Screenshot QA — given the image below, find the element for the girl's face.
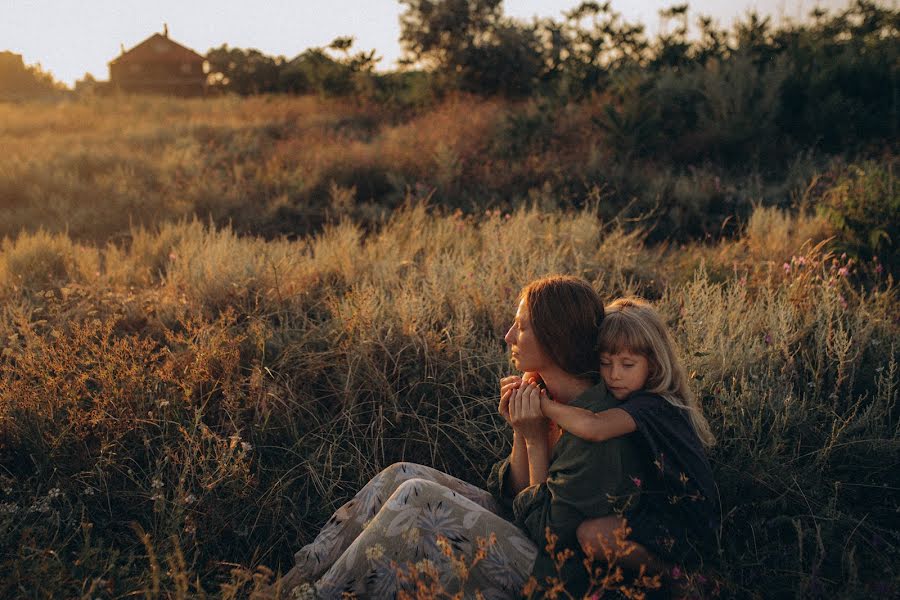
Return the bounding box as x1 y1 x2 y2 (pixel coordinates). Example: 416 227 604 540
599 350 650 400
504 300 552 373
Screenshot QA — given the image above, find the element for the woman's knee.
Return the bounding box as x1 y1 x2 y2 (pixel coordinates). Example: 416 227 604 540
380 461 417 479
386 477 446 509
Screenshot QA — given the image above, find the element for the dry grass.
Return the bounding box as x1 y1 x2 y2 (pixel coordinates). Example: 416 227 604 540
0 196 897 598
0 93 896 598
1 94 834 246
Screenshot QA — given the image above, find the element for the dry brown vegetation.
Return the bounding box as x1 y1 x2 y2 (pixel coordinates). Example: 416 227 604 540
0 95 897 598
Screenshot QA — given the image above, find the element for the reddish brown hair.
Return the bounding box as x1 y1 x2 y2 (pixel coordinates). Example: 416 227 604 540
519 275 604 379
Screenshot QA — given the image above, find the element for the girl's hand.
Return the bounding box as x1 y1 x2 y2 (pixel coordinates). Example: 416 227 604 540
499 375 522 425
509 382 548 444
538 387 554 417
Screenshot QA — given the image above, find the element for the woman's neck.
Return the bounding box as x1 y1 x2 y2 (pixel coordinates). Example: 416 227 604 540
538 366 592 405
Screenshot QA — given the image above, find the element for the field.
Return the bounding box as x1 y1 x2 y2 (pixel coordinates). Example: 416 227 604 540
0 95 897 599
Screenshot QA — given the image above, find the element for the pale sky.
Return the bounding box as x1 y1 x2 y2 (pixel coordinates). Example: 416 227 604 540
3 0 856 86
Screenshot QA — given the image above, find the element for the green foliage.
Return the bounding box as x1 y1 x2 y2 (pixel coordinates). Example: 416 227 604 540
819 160 898 274
399 0 544 96
206 45 285 95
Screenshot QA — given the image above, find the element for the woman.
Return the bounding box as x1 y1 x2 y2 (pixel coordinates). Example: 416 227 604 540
273 276 645 599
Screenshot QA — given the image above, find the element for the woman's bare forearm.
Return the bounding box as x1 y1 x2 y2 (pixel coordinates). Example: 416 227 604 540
525 436 549 485
507 431 531 494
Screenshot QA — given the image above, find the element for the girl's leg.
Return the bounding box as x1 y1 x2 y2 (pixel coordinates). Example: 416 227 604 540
288 462 501 584
315 477 538 600
577 515 670 574
577 515 692 596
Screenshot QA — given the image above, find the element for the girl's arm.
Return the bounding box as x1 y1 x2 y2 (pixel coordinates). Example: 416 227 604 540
540 393 636 442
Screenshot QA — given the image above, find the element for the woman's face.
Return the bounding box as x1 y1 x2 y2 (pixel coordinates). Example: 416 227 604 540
504 299 552 373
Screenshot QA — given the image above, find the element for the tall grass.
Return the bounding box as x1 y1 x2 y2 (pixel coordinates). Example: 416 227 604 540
0 199 896 598
3 94 871 246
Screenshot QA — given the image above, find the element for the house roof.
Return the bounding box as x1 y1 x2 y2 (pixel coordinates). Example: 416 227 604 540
110 33 205 65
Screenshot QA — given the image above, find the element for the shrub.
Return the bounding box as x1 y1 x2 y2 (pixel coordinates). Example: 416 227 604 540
819 160 898 275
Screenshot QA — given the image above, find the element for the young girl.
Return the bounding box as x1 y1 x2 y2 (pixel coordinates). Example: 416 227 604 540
501 297 718 576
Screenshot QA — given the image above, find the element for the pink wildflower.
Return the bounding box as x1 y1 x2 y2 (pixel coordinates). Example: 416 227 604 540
630 476 642 488
783 262 791 274
671 566 683 580
765 333 772 345
838 267 849 277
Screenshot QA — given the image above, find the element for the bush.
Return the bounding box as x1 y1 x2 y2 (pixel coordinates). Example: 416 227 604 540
819 160 898 275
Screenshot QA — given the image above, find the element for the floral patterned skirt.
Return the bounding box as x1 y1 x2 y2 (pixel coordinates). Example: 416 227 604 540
291 462 539 599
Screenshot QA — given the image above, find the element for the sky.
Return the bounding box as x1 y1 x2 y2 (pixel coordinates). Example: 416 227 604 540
2 0 856 87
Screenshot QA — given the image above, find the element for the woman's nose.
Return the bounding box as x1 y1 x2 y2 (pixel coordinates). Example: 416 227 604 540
504 326 516 345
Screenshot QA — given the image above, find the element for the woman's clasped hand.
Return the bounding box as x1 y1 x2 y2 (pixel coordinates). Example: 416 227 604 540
499 374 548 443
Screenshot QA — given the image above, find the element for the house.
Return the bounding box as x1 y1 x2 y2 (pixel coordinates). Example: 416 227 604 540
109 25 207 96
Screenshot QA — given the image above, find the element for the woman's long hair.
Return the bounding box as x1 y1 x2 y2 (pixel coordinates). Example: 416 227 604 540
520 275 604 381
598 297 716 447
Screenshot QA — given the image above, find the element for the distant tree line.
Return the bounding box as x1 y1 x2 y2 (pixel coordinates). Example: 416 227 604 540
203 1 897 160
206 37 387 98
0 51 65 98
393 0 898 158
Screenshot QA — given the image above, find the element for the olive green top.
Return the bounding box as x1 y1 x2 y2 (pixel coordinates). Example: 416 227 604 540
486 382 646 596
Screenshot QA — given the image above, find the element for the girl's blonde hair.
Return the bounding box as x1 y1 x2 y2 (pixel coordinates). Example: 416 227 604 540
598 297 716 448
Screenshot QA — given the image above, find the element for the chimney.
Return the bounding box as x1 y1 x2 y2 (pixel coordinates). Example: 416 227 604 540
163 23 169 38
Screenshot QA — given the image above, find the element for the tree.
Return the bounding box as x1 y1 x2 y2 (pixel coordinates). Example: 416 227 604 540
0 51 64 96
398 0 543 96
206 45 284 95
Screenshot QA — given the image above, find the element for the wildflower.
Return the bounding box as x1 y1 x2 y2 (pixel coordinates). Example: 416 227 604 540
83 487 96 496
875 263 884 274
151 479 164 489
183 494 196 504
838 267 849 277
764 333 772 345
782 262 791 274
671 566 682 580
241 441 252 452
630 476 642 488
795 255 807 266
